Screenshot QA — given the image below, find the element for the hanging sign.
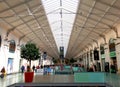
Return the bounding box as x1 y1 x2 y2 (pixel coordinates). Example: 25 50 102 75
59 46 64 59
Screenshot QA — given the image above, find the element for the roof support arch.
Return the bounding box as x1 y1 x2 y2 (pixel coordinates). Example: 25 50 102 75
17 35 26 46
4 27 16 41
108 26 120 38
99 34 107 45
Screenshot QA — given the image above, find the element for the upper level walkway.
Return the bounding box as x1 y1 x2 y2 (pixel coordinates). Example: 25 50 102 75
0 72 120 87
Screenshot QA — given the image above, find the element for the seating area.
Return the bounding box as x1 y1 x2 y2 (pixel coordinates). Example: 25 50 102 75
35 65 82 75
54 65 85 75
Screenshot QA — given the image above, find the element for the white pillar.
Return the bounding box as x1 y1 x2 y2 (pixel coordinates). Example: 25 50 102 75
92 50 95 63
88 52 91 67
104 43 110 72
83 54 86 68
90 50 93 63
97 47 102 71
104 44 110 63
77 58 79 62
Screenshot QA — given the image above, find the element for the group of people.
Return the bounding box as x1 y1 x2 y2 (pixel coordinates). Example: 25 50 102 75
21 64 53 75
20 65 40 73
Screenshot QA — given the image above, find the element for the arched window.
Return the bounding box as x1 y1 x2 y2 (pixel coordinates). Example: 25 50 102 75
109 38 117 73
94 48 99 60
9 40 16 53
100 44 104 54
0 35 1 47
109 38 115 52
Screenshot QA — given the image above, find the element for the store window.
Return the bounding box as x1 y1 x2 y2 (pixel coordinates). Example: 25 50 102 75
7 58 14 74
109 38 115 52
109 38 117 73
94 48 99 60
100 44 105 58
9 40 16 53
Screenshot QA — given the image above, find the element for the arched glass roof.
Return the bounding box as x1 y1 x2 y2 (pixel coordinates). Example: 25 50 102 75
0 0 120 59
42 0 79 56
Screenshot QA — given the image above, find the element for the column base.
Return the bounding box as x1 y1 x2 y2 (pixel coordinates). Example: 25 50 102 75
117 68 120 74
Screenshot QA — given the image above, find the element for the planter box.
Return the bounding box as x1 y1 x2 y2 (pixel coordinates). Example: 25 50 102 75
24 72 34 82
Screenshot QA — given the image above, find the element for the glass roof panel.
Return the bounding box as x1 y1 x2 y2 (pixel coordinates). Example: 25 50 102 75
42 0 79 57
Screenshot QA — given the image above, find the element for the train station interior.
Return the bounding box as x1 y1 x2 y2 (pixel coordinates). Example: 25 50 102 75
0 0 120 87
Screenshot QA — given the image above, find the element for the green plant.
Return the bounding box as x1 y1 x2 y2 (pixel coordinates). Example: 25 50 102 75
20 42 40 67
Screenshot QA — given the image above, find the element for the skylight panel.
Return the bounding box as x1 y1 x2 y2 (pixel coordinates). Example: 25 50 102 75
42 0 79 57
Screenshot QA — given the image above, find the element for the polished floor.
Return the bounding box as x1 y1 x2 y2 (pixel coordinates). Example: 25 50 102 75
0 73 24 87
0 72 120 87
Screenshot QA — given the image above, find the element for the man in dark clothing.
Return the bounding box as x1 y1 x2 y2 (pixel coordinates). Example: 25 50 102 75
32 65 35 72
21 65 25 73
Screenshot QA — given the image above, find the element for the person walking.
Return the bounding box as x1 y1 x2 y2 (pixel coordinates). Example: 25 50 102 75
21 65 25 73
32 65 35 72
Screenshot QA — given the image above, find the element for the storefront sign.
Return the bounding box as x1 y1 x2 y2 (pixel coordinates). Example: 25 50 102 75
101 54 105 59
109 51 116 58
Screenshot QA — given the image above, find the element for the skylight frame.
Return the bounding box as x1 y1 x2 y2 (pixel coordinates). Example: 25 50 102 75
42 0 79 57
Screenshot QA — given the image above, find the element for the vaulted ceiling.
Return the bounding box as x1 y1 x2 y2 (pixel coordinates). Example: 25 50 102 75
0 0 120 59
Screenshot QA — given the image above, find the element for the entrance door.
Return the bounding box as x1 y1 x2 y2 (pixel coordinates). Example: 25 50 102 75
7 58 14 74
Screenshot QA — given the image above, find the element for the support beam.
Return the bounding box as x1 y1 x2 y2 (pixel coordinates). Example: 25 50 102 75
99 34 107 44
4 27 16 41
88 43 93 50
108 25 120 38
0 0 32 13
17 35 25 46
93 39 99 47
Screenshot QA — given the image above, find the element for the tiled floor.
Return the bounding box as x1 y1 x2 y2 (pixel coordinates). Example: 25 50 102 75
0 73 24 87
105 73 120 87
0 72 120 87
33 74 74 83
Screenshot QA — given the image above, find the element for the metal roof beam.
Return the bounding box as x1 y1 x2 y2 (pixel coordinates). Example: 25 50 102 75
4 27 16 41
0 0 33 13
108 26 120 38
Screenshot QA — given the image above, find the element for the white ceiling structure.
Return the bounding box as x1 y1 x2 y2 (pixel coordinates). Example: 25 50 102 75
42 0 79 57
0 0 120 59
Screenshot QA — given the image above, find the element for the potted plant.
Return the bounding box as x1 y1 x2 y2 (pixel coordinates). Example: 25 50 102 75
20 42 40 82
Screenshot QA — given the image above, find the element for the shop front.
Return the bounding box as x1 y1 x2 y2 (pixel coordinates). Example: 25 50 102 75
109 39 117 73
